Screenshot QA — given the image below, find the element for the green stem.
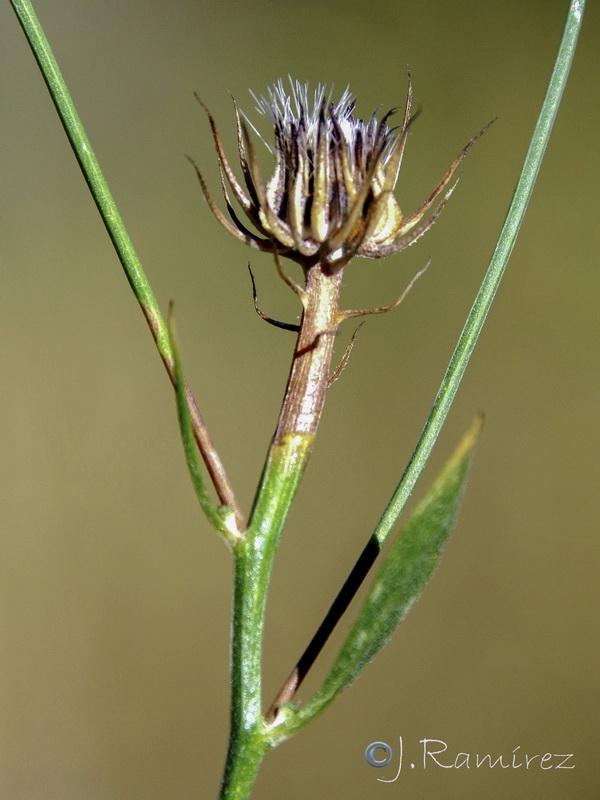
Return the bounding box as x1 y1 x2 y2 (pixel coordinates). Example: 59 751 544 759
220 256 345 794
218 542 269 800
220 434 313 799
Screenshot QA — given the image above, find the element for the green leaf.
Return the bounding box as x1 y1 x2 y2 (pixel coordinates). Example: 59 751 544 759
270 416 483 742
167 304 231 537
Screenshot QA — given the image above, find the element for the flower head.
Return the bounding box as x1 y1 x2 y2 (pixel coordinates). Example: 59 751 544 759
192 77 486 272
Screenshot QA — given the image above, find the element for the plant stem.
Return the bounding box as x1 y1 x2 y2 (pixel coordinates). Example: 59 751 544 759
220 262 345 795
220 434 312 799
273 265 344 442
218 541 270 800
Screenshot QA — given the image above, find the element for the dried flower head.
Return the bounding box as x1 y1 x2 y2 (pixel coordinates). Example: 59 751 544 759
191 77 487 273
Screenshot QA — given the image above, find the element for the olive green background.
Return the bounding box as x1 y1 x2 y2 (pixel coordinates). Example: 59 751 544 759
1 1 598 798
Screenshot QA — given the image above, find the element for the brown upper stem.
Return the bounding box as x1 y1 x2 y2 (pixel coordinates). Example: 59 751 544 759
273 264 344 444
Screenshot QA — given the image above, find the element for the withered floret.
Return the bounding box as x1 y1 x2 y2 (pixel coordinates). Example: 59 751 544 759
192 77 486 272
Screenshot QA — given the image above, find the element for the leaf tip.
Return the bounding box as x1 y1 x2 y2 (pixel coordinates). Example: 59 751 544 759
453 413 485 464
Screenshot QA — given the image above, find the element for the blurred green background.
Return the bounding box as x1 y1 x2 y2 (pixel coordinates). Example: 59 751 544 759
1 0 598 797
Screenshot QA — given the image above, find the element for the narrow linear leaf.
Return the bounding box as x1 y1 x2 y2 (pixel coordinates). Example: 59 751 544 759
167 304 232 536
10 0 244 524
364 0 585 554
271 416 483 741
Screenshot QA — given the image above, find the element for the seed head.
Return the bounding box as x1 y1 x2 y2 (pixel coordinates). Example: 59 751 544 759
192 77 487 272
